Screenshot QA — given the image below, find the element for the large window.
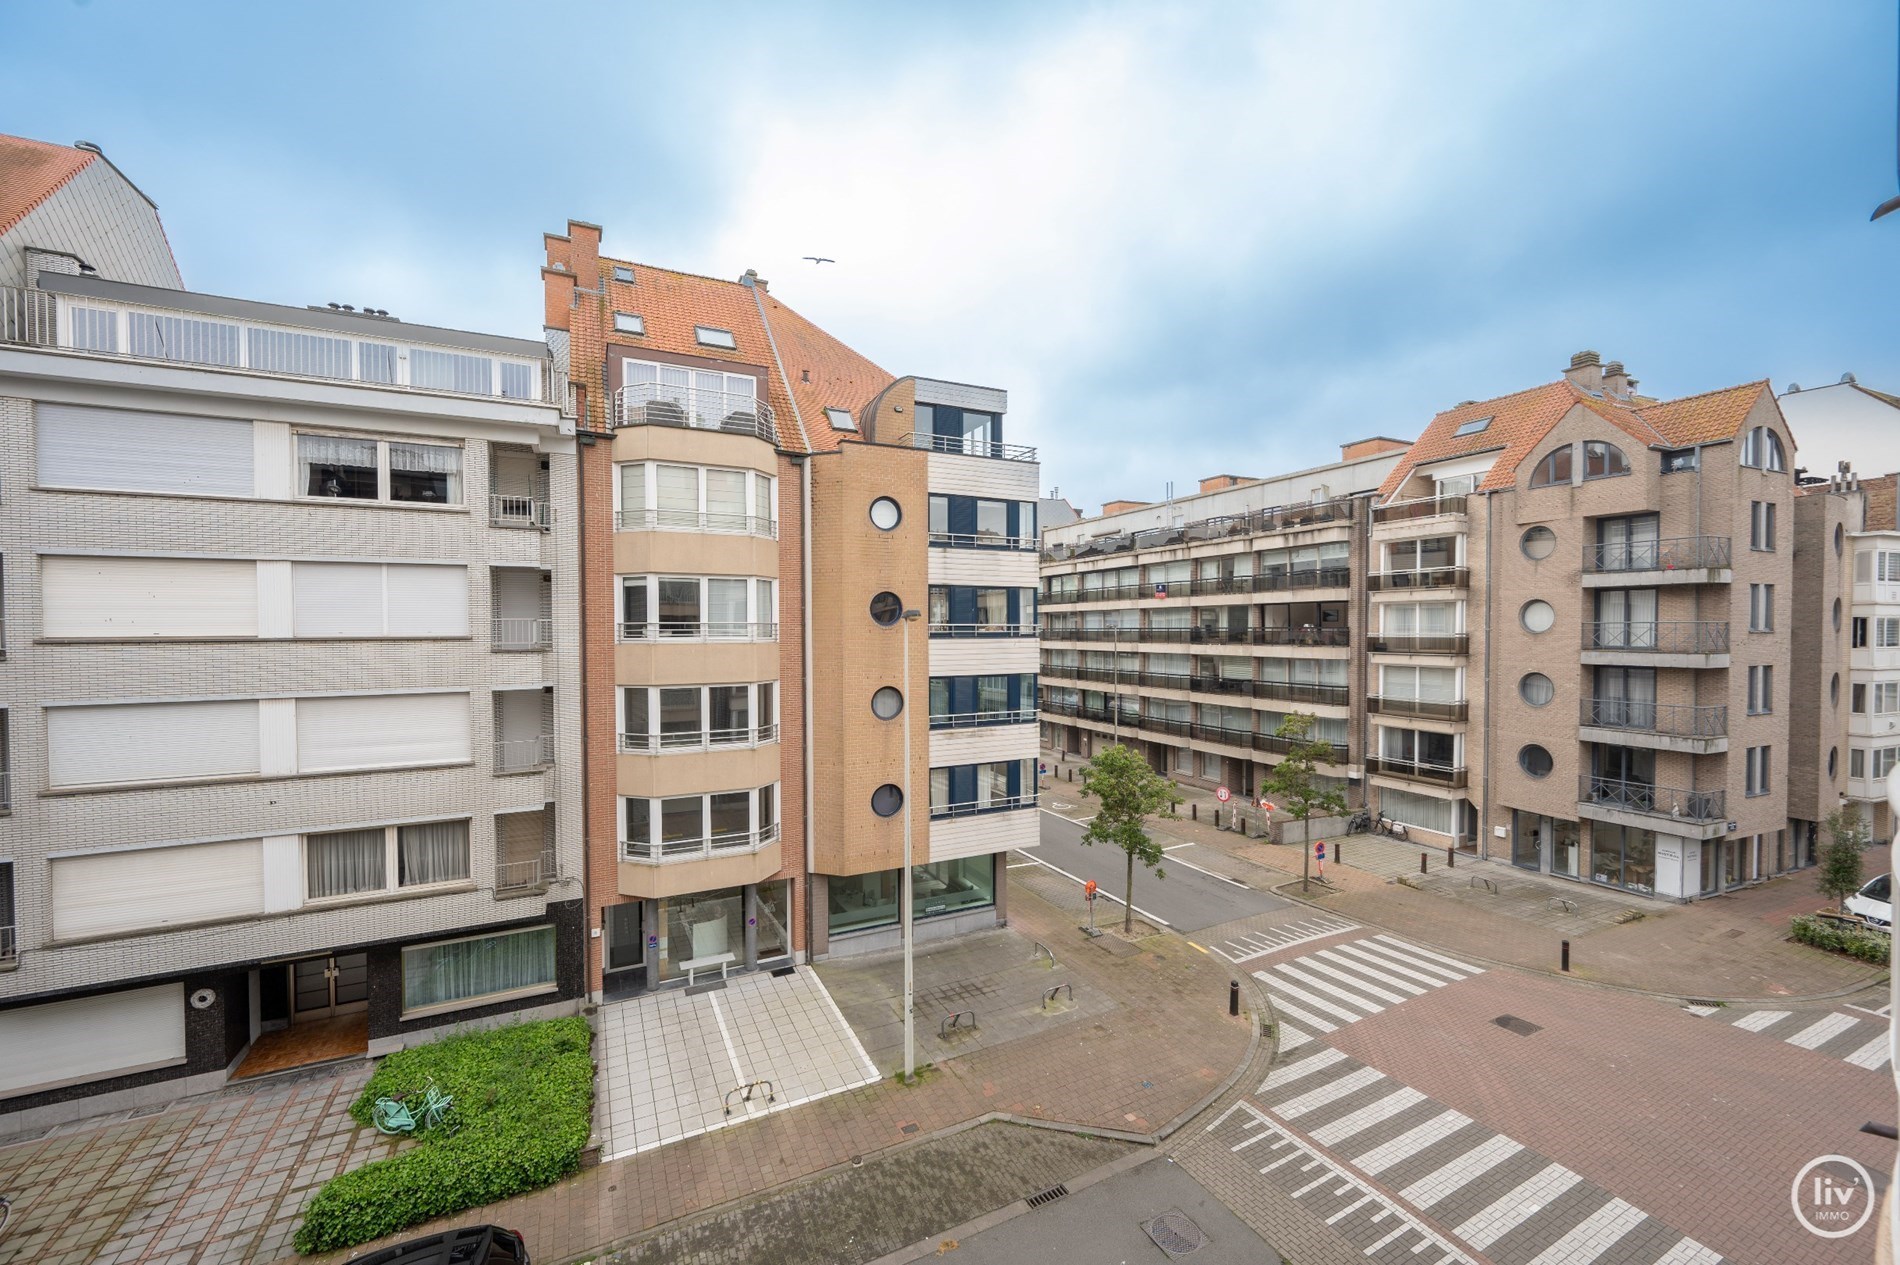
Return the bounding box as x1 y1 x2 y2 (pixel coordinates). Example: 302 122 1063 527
928 759 1035 816
400 925 557 1016
621 785 779 861
620 682 776 751
621 359 760 430
616 462 776 536
927 586 1036 636
915 403 1004 456
1590 823 1657 894
298 433 462 505
1739 425 1786 472
1749 501 1777 551
929 675 1036 727
1581 440 1628 480
618 575 777 640
1529 446 1572 488
305 820 470 901
927 494 1036 548
826 856 999 936
1378 787 1456 834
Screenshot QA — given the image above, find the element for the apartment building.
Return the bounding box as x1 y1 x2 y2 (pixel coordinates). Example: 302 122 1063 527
542 222 1038 997
1839 471 1900 841
0 136 585 1130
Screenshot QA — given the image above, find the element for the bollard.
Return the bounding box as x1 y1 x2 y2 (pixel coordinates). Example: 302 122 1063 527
1447 846 1455 869
1214 808 1222 829
1191 803 1198 822
1335 842 1343 867
1229 979 1241 1016
1420 851 1428 875
1561 940 1571 972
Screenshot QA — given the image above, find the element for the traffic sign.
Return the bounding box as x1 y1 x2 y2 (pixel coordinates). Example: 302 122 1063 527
1260 799 1277 813
1216 786 1231 803
1084 880 1098 902
1315 841 1327 860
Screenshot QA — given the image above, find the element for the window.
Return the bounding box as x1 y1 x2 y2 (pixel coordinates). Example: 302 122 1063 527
1660 448 1698 473
1520 526 1556 560
1519 745 1553 777
871 687 904 720
869 497 902 531
1748 583 1774 632
400 925 557 1016
870 784 904 817
615 462 775 535
411 348 495 395
928 759 1035 816
128 311 239 367
1740 425 1786 472
613 312 645 335
694 325 737 349
1879 748 1900 780
1520 600 1554 633
1853 683 1867 713
618 575 776 639
927 585 1035 635
824 407 857 432
51 840 263 939
1582 441 1628 480
929 674 1037 726
1529 447 1572 487
248 328 351 378
620 785 779 858
1745 745 1771 797
1882 618 1900 649
1378 787 1456 834
499 363 534 400
289 561 468 637
620 359 760 429
1747 665 1774 715
305 820 469 901
870 591 904 627
1854 617 1869 648
1853 747 1867 779
1453 416 1492 437
1877 683 1900 714
827 857 998 935
1749 501 1777 551
298 434 462 505
612 265 635 283
1520 673 1554 706
618 683 776 751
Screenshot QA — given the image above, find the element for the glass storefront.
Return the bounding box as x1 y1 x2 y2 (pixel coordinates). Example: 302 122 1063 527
1590 823 1656 894
1511 809 1543 870
1551 819 1580 877
826 856 999 937
756 880 791 961
663 887 743 981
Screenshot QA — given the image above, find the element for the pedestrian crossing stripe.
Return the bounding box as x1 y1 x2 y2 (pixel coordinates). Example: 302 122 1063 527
1255 935 1485 1033
1689 1003 1893 1072
1212 915 1361 965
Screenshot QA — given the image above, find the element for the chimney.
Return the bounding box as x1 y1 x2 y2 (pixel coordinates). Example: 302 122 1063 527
1340 437 1411 461
1563 350 1603 393
1602 360 1632 399
1199 474 1247 494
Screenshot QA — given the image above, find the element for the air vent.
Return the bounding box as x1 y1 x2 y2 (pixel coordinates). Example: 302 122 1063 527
1141 1208 1210 1258
1025 1183 1070 1209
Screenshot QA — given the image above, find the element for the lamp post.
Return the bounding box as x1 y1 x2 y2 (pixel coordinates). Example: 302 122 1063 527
900 607 922 1083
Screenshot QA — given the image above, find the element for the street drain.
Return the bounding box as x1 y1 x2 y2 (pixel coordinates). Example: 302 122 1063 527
1026 1183 1070 1209
1141 1208 1209 1257
1493 1014 1542 1037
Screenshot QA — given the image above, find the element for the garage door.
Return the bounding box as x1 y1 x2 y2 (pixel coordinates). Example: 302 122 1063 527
0 983 187 1099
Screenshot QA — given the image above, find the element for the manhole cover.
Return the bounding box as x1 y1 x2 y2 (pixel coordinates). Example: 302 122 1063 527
1493 1014 1542 1037
1141 1208 1208 1258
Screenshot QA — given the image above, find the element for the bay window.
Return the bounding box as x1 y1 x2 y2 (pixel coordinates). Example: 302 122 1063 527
616 461 776 536
621 784 780 861
619 683 777 751
618 575 778 640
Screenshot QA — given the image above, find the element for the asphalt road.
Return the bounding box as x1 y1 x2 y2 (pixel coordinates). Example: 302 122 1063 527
1029 809 1289 932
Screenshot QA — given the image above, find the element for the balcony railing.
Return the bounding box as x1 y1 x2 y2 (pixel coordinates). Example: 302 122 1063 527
931 531 1037 551
496 734 555 773
618 724 780 754
1368 696 1469 721
897 431 1038 462
623 822 779 864
612 382 777 445
1041 496 1357 562
1583 621 1730 655
489 493 551 529
1369 632 1469 655
0 924 13 965
929 708 1039 729
0 769 9 811
617 621 778 643
496 850 557 893
1366 755 1468 787
1 285 56 346
491 616 553 651
1372 495 1467 525
1039 625 1350 648
1578 775 1726 823
615 508 778 539
1583 535 1732 574
929 792 1038 819
1580 698 1728 738
1366 567 1469 592
928 621 1039 638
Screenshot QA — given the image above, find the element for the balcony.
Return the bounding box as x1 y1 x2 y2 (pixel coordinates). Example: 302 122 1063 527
1367 696 1469 721
929 707 1039 729
612 382 776 445
495 734 555 773
1581 620 1730 667
1260 625 1350 648
623 823 779 864
898 432 1038 462
490 493 551 529
1578 698 1728 754
930 791 1038 819
1366 567 1469 592
496 849 558 894
616 508 777 539
1040 497 1356 562
1577 775 1728 838
619 723 779 754
491 616 552 651
618 620 778 643
932 530 1037 551
1366 755 1468 788
1372 495 1467 526
1581 535 1732 587
929 621 1038 638
1251 566 1353 594
1369 632 1469 655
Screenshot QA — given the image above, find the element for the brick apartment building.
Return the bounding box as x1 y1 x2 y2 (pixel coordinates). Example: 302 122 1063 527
541 222 1039 999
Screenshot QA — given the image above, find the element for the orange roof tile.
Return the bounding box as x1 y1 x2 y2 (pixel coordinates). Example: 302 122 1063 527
0 133 96 237
1636 380 1769 447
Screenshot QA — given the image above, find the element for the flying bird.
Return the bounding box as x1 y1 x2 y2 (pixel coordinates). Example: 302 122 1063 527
803 256 835 264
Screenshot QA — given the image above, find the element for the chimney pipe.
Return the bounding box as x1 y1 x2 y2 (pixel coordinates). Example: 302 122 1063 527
1563 350 1603 393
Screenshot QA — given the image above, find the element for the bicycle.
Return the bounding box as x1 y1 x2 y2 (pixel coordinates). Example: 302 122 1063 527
1346 809 1372 834
371 1079 456 1136
0 1191 11 1238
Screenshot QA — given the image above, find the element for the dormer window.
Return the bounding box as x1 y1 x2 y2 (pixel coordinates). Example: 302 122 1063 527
613 313 645 335
824 407 856 432
612 265 635 283
695 326 737 350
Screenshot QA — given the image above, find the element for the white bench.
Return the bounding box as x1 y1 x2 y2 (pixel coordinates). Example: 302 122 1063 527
682 952 736 986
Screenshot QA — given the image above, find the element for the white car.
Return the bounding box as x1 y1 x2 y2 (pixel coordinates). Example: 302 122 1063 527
1846 873 1892 931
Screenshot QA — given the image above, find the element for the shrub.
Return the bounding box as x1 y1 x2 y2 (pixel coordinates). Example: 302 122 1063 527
1790 914 1891 966
294 1016 594 1255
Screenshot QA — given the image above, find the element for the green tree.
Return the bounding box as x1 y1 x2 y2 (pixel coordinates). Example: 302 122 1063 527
1079 742 1184 933
1260 713 1349 894
1818 808 1871 912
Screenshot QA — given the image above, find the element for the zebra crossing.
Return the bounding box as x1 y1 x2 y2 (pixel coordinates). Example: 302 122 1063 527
1210 914 1362 965
1682 1000 1892 1072
1214 1041 1727 1264
1255 934 1484 1049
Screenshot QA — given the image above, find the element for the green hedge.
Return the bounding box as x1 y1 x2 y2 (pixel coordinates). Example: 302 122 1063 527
294 1016 594 1255
1790 914 1892 966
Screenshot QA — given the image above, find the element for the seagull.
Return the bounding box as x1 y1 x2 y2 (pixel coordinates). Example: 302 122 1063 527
802 256 835 265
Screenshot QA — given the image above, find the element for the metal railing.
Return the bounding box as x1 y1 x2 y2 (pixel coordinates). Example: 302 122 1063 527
1578 775 1725 822
0 769 9 811
622 822 779 864
930 531 1037 551
1580 698 1728 738
929 708 1039 729
1040 496 1356 562
1583 621 1730 655
489 493 551 529
615 508 778 539
617 621 778 643
612 382 777 445
897 431 1038 462
1372 494 1467 525
1366 567 1469 592
1583 535 1732 574
1365 755 1468 787
1 285 56 347
491 616 553 650
1369 632 1469 655
1367 695 1469 721
0 924 14 965
618 723 780 753
928 621 1038 638
495 850 557 892
1039 624 1350 648
929 791 1039 819
495 734 555 772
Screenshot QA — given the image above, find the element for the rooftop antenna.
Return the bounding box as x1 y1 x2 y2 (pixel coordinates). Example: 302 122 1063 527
1876 6 1900 220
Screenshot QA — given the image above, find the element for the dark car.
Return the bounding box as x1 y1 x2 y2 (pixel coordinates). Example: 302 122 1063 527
354 1225 529 1264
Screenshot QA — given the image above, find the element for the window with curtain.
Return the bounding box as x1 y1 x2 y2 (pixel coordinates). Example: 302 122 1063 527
705 469 747 531
655 465 699 528
708 578 749 635
975 588 1009 628
388 442 462 504
401 925 556 1015
306 828 386 899
754 474 773 527
619 463 647 518
410 348 493 395
398 820 470 886
300 434 378 499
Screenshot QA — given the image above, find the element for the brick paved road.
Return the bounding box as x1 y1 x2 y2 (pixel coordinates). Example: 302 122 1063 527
1683 998 1891 1073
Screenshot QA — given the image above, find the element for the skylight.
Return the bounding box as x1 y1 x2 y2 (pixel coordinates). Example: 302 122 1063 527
824 407 857 432
613 312 644 335
611 265 634 283
1453 416 1492 437
695 326 736 349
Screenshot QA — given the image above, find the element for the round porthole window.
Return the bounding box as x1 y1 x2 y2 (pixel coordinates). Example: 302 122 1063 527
1521 526 1556 560
871 784 904 817
869 497 902 531
869 591 904 627
1520 672 1554 707
871 687 904 720
1520 600 1555 633
1519 745 1553 778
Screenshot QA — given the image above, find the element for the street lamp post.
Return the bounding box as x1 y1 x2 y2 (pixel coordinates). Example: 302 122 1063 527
900 608 922 1083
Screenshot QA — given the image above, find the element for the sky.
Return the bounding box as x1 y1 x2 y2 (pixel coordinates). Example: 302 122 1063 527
5 1 1898 512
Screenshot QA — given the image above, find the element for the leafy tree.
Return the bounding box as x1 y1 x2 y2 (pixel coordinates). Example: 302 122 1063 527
1260 713 1349 894
1079 742 1184 933
1818 808 1871 912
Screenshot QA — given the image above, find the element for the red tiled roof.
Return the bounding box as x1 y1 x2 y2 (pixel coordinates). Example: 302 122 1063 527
0 133 96 237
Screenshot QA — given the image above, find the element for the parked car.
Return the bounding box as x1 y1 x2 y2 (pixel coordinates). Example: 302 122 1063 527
355 1226 529 1264
1846 873 1893 931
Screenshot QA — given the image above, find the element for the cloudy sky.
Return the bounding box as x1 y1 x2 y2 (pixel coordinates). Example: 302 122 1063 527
5 1 1897 510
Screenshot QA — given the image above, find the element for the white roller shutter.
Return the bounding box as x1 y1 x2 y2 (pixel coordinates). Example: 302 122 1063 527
292 563 384 636
0 984 187 1099
37 402 254 496
386 565 469 636
296 693 470 772
41 556 259 638
46 700 261 788
52 839 264 939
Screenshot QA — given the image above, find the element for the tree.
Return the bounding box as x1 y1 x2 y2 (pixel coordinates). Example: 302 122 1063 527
1260 713 1349 894
1818 808 1871 911
1079 743 1184 933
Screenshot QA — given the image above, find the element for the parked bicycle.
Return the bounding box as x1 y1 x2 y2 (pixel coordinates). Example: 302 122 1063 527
1346 809 1372 834
1373 813 1409 841
372 1079 457 1136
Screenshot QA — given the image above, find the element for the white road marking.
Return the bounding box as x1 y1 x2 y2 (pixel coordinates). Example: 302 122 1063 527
1786 1012 1858 1049
1373 934 1484 975
1681 1004 1720 1017
1009 850 1172 926
1400 1134 1525 1208
1273 1065 1387 1120
1289 956 1412 1005
1270 999 1340 1035
1331 940 1456 988
1213 917 1361 965
1848 1001 1892 1018
1274 962 1390 1014
1164 852 1251 888
1257 969 1369 1024
1523 1197 1645 1265
1847 1032 1894 1070
1353 1109 1472 1174
1651 1238 1725 1265
1733 1009 1790 1033
1348 938 1471 983
1308 1087 1428 1146
1261 1046 1349 1090
1327 1195 1374 1224
1453 1162 1581 1250
1162 842 1198 851
1313 947 1428 996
